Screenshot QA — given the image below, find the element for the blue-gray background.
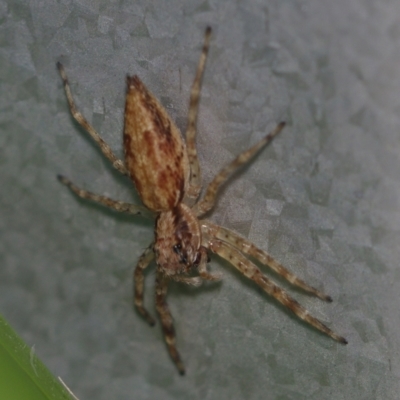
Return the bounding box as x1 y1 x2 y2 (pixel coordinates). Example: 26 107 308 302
1 0 399 399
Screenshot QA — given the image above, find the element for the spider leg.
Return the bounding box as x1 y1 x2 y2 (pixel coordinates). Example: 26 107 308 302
183 27 212 204
202 221 331 301
197 246 222 281
171 247 222 286
204 238 347 344
57 62 128 176
134 244 156 325
173 276 202 286
155 271 186 375
193 122 285 217
58 175 154 218
172 248 222 286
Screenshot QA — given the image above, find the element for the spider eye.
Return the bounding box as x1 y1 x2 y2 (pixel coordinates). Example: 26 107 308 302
172 244 188 264
173 244 182 254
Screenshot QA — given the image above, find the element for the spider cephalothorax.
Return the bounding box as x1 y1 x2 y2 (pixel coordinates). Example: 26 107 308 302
57 26 347 375
154 204 202 276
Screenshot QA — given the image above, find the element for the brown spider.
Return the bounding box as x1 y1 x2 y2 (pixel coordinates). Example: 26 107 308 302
56 27 347 375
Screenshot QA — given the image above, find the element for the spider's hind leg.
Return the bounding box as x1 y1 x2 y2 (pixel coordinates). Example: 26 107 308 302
193 122 285 216
58 175 152 217
57 62 128 176
184 27 212 204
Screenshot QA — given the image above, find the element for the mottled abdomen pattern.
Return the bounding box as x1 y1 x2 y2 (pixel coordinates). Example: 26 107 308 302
124 76 189 212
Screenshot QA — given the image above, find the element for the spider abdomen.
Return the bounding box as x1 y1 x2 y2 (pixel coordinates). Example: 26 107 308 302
123 76 189 212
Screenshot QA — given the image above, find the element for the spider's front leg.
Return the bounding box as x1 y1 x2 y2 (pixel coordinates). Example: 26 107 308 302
204 238 347 344
197 246 222 281
134 244 156 325
155 271 186 375
202 221 331 301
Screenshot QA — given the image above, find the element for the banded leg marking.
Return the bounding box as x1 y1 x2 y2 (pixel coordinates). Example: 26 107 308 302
184 27 212 203
155 272 186 375
134 245 156 325
193 122 285 216
58 175 153 218
57 62 128 176
205 238 347 344
202 221 331 301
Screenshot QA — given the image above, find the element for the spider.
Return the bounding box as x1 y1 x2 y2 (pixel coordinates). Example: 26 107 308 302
56 27 347 375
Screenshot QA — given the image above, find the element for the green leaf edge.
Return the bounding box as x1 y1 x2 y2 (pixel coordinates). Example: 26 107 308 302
0 314 72 400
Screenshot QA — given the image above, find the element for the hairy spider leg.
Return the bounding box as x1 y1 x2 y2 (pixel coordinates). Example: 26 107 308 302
57 175 153 218
184 26 212 203
57 62 128 176
202 221 332 301
193 122 285 216
204 238 348 344
155 272 186 375
134 245 156 325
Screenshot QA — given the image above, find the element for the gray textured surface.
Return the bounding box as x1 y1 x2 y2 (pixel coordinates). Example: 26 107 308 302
1 0 400 399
